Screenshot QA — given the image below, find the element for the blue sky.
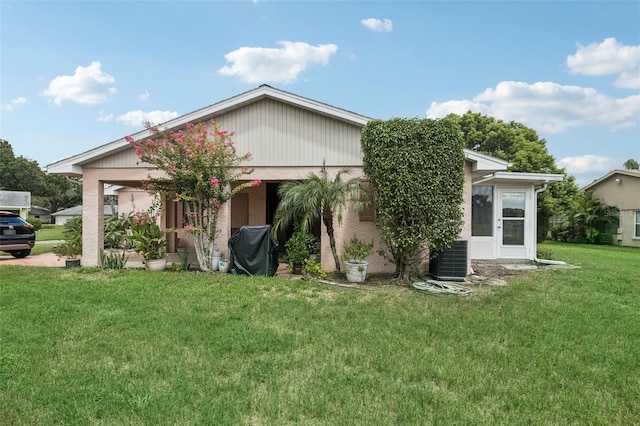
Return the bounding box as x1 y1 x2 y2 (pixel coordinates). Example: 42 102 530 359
1 1 639 187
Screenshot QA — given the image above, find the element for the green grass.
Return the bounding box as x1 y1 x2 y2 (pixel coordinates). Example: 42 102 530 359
36 226 65 241
1 242 639 424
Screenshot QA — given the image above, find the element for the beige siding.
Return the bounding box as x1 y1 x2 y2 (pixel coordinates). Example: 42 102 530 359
85 148 141 168
86 98 363 170
588 174 640 248
215 99 363 167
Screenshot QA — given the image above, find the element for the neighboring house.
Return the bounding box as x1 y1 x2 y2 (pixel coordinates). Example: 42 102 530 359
52 205 116 225
0 190 31 219
47 85 562 272
29 206 52 224
582 169 640 248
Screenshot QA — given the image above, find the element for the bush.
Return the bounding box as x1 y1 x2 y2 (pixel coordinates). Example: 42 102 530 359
341 236 373 264
285 230 315 265
303 259 327 281
27 218 42 231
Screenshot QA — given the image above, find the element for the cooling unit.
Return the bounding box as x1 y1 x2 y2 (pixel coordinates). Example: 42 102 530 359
429 240 468 281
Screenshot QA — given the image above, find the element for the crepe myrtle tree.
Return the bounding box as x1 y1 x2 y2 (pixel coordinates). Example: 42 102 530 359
127 120 260 272
361 118 465 280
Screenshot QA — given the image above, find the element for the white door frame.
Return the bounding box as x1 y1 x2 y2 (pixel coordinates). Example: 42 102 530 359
496 186 532 259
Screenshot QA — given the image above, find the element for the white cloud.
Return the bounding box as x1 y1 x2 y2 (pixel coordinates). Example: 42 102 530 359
1 96 28 111
361 18 393 33
427 81 640 133
138 91 150 101
566 37 640 89
42 61 117 105
218 41 338 84
97 111 113 122
116 110 180 127
557 155 619 175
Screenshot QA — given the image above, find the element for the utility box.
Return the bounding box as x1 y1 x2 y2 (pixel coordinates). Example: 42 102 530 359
429 240 468 281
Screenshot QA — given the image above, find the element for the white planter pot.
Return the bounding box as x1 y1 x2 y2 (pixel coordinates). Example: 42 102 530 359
344 261 368 283
145 258 167 271
218 260 230 273
211 256 222 271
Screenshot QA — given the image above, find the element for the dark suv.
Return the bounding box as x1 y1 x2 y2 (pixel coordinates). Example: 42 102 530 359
0 211 36 258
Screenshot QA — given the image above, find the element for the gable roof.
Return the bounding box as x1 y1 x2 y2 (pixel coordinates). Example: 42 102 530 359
47 84 509 176
582 169 640 191
47 85 371 175
51 205 116 217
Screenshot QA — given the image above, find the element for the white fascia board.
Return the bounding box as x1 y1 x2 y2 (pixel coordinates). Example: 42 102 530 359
474 171 564 185
464 149 510 172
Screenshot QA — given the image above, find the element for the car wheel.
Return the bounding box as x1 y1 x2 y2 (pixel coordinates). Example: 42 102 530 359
10 249 31 258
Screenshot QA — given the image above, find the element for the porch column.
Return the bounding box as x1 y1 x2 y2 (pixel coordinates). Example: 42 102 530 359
82 170 104 267
217 191 232 257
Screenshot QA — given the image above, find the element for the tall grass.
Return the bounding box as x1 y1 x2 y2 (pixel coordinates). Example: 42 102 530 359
1 242 638 424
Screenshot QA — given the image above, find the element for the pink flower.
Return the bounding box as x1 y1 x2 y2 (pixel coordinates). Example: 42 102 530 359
210 178 219 186
183 225 194 232
125 135 134 143
146 139 154 147
252 179 262 187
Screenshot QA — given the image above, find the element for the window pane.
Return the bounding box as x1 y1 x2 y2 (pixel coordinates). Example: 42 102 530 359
502 192 525 218
472 186 493 236
636 211 640 238
503 220 524 245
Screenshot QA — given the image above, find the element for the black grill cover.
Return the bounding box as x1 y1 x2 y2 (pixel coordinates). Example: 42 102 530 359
228 225 279 276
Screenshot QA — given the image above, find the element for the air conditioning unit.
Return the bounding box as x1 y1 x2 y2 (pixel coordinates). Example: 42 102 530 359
429 240 468 281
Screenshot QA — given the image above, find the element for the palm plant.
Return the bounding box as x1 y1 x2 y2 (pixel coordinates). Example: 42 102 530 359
272 162 364 273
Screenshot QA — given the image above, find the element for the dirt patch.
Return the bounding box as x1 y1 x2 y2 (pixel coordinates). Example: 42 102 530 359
311 261 533 292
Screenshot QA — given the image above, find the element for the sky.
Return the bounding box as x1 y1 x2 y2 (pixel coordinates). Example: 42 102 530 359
1 1 639 187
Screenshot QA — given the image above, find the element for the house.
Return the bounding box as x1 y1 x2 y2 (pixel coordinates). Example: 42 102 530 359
47 85 562 272
582 169 640 248
28 206 51 224
0 190 31 219
51 205 117 225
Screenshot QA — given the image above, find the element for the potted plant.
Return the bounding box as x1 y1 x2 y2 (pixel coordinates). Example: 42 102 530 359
341 236 373 282
126 211 167 271
53 216 83 267
53 239 82 267
285 230 315 274
217 255 231 273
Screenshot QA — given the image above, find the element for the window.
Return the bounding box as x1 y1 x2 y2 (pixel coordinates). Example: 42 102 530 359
502 191 526 246
635 211 640 238
472 186 493 236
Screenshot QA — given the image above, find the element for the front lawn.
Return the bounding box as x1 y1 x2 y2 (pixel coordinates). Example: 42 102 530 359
1 243 638 424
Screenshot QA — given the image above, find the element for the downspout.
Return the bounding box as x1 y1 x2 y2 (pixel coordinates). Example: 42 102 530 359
534 183 566 265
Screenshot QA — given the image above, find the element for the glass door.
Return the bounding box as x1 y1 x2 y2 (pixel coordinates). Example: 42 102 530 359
497 189 527 258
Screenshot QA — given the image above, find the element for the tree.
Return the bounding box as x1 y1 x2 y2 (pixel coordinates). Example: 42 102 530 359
127 120 259 272
623 158 639 170
361 118 465 280
443 112 580 241
33 175 82 212
272 162 363 273
554 191 617 244
0 140 48 194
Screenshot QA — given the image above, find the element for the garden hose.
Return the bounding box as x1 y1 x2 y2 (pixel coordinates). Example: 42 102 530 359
411 280 472 296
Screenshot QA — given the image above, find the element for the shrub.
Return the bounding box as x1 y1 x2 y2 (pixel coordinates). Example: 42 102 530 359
27 217 42 231
341 236 373 264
